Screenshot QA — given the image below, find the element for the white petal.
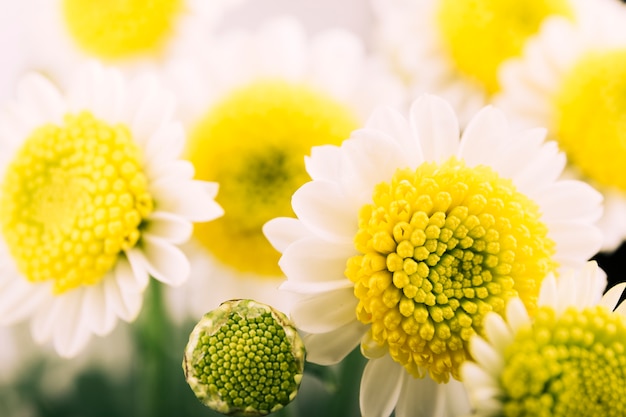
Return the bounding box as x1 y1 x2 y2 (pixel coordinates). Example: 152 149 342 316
442 379 471 416
263 217 310 253
360 355 404 417
510 142 565 193
396 375 441 417
143 122 186 170
409 94 460 162
461 362 499 391
550 222 603 268
458 106 509 166
0 278 49 324
280 278 353 294
504 298 531 334
291 180 357 243
537 273 558 309
145 211 193 244
291 288 357 333
16 72 66 123
535 180 604 223
365 105 420 164
601 283 626 312
81 283 116 336
130 79 176 143
482 313 514 354
468 335 503 376
124 249 150 290
305 145 343 182
150 178 224 222
279 237 354 285
52 290 93 357
303 320 366 365
140 235 190 287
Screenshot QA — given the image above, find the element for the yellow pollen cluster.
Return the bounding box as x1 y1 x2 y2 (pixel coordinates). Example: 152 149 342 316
501 306 626 417
553 49 626 192
436 0 573 93
62 0 183 60
0 111 153 294
189 80 359 276
346 158 555 382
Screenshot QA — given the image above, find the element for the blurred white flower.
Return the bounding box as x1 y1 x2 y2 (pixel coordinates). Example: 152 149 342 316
165 16 405 321
0 62 223 357
264 94 603 416
495 0 626 252
370 0 591 126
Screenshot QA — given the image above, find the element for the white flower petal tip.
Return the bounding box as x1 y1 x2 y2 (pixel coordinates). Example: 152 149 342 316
360 356 404 417
0 62 214 356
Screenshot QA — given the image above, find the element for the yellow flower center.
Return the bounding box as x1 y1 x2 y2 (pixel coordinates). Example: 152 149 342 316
0 111 153 294
346 158 556 383
501 306 626 417
436 0 573 94
62 0 183 60
188 80 359 276
553 49 626 191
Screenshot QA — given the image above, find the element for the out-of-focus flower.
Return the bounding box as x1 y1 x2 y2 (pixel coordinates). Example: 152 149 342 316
22 0 241 84
370 0 592 126
183 299 305 416
0 62 223 357
166 16 405 319
495 0 626 252
264 94 603 416
462 261 625 416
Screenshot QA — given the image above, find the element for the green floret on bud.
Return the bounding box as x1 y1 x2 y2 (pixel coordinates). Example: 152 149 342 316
183 299 306 416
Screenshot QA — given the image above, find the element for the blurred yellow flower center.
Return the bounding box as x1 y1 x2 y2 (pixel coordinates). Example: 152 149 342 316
62 0 183 60
436 0 573 94
553 49 626 191
0 112 153 294
501 306 626 416
189 80 359 276
346 158 555 383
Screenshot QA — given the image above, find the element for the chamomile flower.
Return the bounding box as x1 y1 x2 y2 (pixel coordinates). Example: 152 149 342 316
167 16 404 318
462 261 626 417
370 0 588 126
23 0 241 84
0 62 223 357
264 94 603 416
495 0 626 251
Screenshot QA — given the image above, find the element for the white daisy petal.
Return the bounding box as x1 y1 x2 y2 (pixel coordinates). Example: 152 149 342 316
303 320 367 365
263 218 310 253
305 145 343 183
290 288 358 334
151 177 224 222
458 106 509 166
360 355 404 417
53 291 92 358
395 375 442 417
82 283 116 336
0 278 49 325
410 94 460 162
600 283 626 313
279 237 354 286
141 234 190 287
16 73 66 124
144 211 193 245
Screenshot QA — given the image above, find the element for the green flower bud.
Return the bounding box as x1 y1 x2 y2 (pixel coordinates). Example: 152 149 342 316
183 299 306 416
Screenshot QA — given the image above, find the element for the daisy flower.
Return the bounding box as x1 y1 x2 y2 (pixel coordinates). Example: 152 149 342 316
495 0 626 252
370 0 589 126
462 261 626 416
166 16 404 318
22 0 241 84
0 62 223 357
264 94 603 416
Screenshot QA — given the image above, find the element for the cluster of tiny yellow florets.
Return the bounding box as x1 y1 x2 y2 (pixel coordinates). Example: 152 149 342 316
0 111 152 294
184 300 305 416
501 305 626 417
554 49 626 191
346 157 555 382
62 0 183 60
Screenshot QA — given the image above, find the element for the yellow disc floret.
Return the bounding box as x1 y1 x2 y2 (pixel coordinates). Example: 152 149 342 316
346 158 556 383
62 0 183 60
553 49 626 191
189 80 359 276
436 0 573 93
0 111 153 294
501 306 626 417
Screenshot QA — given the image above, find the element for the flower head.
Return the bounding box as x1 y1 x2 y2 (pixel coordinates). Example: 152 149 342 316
183 299 305 416
24 0 240 83
371 0 587 125
166 16 404 318
0 62 223 357
462 261 626 416
264 94 603 416
495 0 626 251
